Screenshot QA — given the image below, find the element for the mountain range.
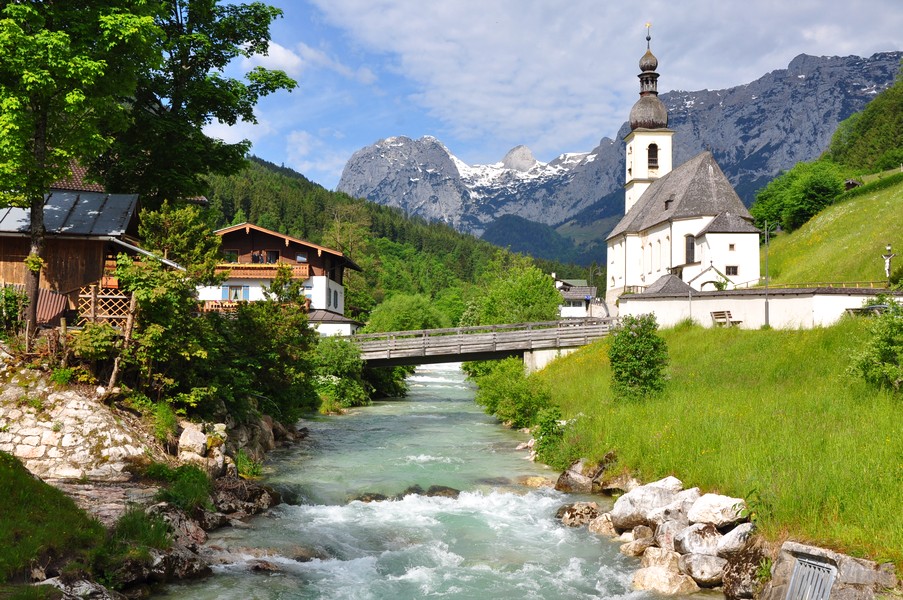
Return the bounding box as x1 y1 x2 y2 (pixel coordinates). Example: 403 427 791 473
336 52 902 264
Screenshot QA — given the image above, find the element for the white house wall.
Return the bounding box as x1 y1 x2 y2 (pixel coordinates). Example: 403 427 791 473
198 274 345 313
702 232 761 289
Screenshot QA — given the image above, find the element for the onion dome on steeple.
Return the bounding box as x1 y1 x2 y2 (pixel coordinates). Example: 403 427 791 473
629 25 668 131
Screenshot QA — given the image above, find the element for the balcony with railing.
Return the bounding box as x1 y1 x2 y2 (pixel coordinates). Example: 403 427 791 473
214 262 310 280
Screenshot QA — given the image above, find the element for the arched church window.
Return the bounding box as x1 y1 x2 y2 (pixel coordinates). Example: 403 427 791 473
648 143 659 169
685 235 695 264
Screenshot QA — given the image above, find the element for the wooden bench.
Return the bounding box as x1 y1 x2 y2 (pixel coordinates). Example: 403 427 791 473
711 310 742 327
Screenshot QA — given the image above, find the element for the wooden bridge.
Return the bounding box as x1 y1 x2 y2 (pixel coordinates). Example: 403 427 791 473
345 318 618 368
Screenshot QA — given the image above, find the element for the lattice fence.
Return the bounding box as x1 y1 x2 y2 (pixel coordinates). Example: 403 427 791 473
77 284 133 329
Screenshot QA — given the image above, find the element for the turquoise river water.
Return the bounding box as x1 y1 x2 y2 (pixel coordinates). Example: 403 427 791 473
157 364 709 599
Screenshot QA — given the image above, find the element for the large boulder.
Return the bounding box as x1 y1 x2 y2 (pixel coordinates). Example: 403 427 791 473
674 523 722 556
688 493 746 527
38 578 125 599
654 519 687 552
642 547 681 571
648 487 700 526
146 503 207 552
679 553 728 587
718 522 755 557
178 423 208 456
633 566 700 595
621 537 656 557
610 476 683 530
723 538 770 600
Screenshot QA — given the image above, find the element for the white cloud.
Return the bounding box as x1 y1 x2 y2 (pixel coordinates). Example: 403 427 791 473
285 130 353 186
204 118 276 146
242 41 305 77
301 0 903 162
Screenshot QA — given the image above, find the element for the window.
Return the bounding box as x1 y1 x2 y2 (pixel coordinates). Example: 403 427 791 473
296 251 308 263
648 143 659 169
266 250 280 264
223 249 239 263
333 290 339 308
685 235 695 264
228 286 243 301
726 266 738 276
728 243 736 251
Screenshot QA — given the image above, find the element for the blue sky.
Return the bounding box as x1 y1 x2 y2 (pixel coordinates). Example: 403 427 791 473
207 0 903 190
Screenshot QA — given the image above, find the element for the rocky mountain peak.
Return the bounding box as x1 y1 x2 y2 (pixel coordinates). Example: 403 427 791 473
501 145 538 172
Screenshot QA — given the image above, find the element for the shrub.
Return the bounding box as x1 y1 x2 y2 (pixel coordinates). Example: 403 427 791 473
235 449 262 478
71 322 120 362
608 313 668 399
474 358 551 428
849 299 903 393
533 406 572 470
145 464 212 513
0 285 27 339
312 337 370 409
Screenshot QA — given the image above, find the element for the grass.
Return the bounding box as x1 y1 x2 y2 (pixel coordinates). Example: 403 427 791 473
765 177 903 284
536 318 903 568
0 452 105 584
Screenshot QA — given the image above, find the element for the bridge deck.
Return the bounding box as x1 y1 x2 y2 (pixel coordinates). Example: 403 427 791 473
345 318 617 367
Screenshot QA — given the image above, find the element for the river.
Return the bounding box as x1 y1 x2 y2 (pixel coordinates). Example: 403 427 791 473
157 363 694 599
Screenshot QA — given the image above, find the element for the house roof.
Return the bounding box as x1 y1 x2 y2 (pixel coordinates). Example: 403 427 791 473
51 164 106 193
215 222 362 271
560 285 597 301
697 211 760 236
608 151 751 239
308 309 363 326
641 274 693 295
0 191 139 237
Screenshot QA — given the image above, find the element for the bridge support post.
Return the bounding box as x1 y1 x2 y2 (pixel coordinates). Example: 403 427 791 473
523 347 578 373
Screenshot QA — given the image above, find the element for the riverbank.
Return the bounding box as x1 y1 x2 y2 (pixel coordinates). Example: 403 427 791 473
533 318 903 570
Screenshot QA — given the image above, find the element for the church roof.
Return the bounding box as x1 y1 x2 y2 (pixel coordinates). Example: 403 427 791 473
697 211 760 236
607 151 752 239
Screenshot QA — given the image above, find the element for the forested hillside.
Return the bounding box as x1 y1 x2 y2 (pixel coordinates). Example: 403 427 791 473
204 158 584 322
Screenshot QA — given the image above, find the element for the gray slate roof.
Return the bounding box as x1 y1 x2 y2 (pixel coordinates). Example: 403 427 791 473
641 274 693 295
559 285 597 301
697 211 760 235
0 191 139 237
608 151 752 239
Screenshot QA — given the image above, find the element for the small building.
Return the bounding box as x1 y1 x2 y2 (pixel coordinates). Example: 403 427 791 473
0 189 144 324
553 276 604 318
196 223 363 335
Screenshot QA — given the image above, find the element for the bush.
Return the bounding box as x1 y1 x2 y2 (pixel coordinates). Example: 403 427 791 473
850 299 903 393
235 449 262 478
90 506 171 589
145 464 212 513
533 406 572 470
608 313 668 399
312 337 370 410
473 358 551 428
0 285 27 339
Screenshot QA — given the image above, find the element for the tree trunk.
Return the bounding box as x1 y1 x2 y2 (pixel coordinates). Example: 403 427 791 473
24 110 49 351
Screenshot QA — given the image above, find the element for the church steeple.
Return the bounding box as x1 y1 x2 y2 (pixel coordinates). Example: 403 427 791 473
624 24 673 214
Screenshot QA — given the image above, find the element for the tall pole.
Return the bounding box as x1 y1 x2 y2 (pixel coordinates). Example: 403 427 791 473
764 221 770 327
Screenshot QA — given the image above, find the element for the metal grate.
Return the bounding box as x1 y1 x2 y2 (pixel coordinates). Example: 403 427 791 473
785 556 836 600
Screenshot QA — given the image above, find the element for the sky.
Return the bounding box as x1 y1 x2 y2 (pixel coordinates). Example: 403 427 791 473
207 0 903 190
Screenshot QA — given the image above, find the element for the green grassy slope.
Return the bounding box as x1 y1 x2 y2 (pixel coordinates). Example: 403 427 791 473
765 177 903 285
538 320 903 567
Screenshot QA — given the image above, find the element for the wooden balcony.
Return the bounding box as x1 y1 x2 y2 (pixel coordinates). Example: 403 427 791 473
214 262 310 279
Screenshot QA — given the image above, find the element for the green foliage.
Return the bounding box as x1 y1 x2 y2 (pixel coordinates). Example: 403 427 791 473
90 507 171 589
364 293 450 332
473 358 552 428
312 336 369 410
146 464 212 513
235 449 263 478
850 299 903 393
533 406 571 470
825 74 903 172
750 160 846 231
71 322 120 362
49 368 74 386
92 1 296 208
608 313 668 399
138 202 223 283
0 285 27 338
0 451 104 584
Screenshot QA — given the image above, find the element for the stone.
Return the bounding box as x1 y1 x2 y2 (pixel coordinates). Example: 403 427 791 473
425 485 460 498
632 524 654 540
179 423 208 456
588 512 617 537
687 493 746 527
555 501 599 527
718 522 755 557
147 503 208 552
38 577 126 599
518 475 554 488
647 487 700 526
554 458 597 493
633 566 700 595
654 519 686 552
679 553 728 587
723 538 770 600
674 523 722 556
621 537 656 557
610 478 682 530
641 547 681 571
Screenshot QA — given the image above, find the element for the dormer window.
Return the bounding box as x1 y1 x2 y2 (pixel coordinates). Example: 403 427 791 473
664 194 674 210
648 143 659 169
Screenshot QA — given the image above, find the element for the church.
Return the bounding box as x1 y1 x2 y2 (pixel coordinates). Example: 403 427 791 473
605 33 761 312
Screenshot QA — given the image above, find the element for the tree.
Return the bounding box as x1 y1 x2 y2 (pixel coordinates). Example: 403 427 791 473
850 299 903 394
0 1 155 333
750 160 845 231
607 313 668 399
92 0 297 207
363 293 449 333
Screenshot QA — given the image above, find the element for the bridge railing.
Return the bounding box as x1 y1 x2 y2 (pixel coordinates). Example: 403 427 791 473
343 317 620 362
